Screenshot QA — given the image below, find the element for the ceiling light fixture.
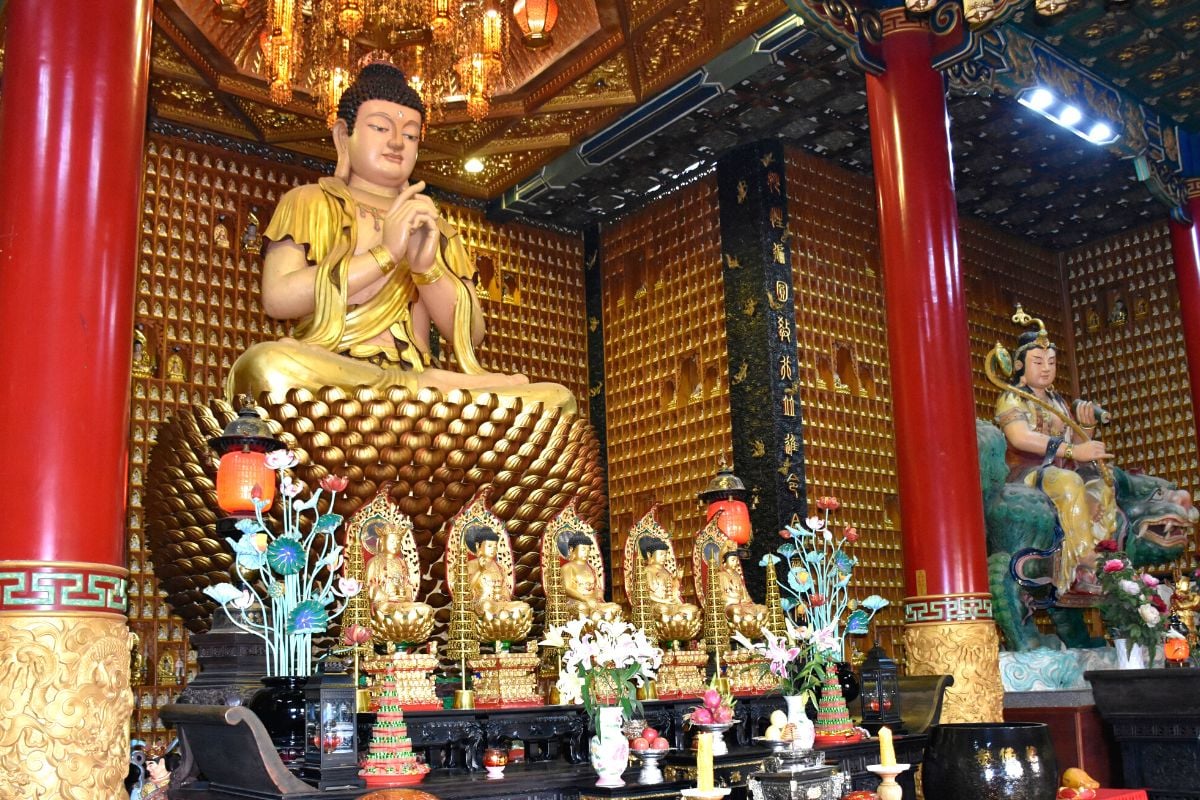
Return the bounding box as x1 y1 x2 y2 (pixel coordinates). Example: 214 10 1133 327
464 157 485 174
1017 88 1120 146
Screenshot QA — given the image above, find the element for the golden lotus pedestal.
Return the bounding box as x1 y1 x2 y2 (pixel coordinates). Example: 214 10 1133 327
469 651 544 708
723 649 776 695
363 653 440 711
656 648 709 698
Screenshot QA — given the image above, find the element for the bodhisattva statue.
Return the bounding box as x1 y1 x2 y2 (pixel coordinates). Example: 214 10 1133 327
640 536 701 642
716 549 768 639
225 62 573 412
363 522 434 644
561 533 624 622
465 525 532 644
994 319 1115 594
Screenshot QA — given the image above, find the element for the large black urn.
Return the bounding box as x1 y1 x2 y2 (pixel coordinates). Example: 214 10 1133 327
923 722 1058 800
248 676 308 770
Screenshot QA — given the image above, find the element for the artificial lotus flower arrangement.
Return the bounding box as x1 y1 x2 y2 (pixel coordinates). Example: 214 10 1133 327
734 496 888 705
541 617 663 724
204 450 362 677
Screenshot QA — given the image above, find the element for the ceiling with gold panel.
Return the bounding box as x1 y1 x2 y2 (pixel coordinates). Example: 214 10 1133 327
145 0 788 197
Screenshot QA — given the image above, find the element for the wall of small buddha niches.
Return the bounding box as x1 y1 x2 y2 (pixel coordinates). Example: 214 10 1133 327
1065 222 1200 516
127 130 590 750
784 150 903 663
599 176 732 605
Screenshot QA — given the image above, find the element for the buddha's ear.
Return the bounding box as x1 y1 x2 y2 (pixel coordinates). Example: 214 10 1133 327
332 119 351 181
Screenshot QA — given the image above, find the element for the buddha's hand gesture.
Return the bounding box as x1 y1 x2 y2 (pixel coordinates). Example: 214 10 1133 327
381 181 440 275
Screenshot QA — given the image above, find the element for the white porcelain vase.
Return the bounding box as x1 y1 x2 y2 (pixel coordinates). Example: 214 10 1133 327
1114 638 1148 669
589 706 629 787
784 695 817 751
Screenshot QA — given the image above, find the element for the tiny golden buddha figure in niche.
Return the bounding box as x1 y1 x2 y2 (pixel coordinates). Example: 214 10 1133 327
561 533 624 623
716 547 768 640
640 536 701 643
363 519 434 645
165 348 186 383
132 324 156 378
465 525 532 644
224 62 572 412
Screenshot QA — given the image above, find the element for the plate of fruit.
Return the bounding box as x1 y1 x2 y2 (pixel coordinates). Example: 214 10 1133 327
629 726 672 754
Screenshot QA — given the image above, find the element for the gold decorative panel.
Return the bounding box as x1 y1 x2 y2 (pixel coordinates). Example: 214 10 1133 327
601 175 730 604
784 150 904 663
1066 223 1199 502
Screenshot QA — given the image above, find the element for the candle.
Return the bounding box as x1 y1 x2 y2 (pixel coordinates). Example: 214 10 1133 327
696 731 714 791
878 725 896 767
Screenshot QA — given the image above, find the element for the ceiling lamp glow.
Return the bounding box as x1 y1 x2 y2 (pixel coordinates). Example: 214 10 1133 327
464 157 485 174
1017 87 1120 146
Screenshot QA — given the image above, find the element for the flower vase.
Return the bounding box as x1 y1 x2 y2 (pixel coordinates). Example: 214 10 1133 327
1114 639 1148 669
589 706 629 787
783 695 816 751
248 676 308 770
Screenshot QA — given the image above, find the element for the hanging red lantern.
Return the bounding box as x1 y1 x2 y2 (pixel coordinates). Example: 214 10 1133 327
706 498 752 546
209 404 284 516
699 461 752 547
511 0 559 48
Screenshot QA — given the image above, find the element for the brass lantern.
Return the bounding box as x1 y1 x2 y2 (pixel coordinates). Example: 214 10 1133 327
858 640 903 734
303 668 362 790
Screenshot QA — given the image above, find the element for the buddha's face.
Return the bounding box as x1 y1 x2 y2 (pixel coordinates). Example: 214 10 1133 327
646 548 667 566
1019 347 1056 392
723 554 739 569
383 531 401 555
572 543 591 561
345 99 422 190
477 538 498 559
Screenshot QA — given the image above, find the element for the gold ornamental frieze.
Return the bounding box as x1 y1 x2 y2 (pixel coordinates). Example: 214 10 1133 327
0 613 135 799
903 619 1003 723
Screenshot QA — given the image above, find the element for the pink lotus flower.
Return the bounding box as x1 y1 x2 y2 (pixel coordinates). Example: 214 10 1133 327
816 496 840 511
337 576 362 597
843 526 858 542
320 474 349 493
809 593 825 607
264 449 299 470
779 529 792 539
1102 559 1126 573
342 624 372 646
251 484 263 500
280 475 304 498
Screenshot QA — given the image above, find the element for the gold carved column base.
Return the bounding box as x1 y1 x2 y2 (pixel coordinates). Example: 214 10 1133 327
656 649 709 699
469 652 543 708
903 619 1003 723
0 612 135 799
363 653 440 711
723 650 777 695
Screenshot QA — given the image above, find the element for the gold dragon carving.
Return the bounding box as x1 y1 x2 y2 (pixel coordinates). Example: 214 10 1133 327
904 620 1004 723
0 615 135 800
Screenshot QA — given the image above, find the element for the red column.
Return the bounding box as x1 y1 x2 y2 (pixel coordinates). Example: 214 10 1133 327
1170 194 1200 450
0 0 152 565
0 3 152 795
865 28 989 600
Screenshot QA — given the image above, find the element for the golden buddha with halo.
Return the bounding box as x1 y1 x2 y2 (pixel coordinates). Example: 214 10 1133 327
465 524 532 646
561 533 624 623
640 536 702 643
363 518 435 645
714 544 769 641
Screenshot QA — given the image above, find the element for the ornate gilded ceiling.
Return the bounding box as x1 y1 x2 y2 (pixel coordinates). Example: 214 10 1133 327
147 0 788 197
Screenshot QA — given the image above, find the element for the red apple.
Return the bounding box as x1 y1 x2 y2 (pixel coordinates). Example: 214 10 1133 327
651 737 670 750
632 737 650 751
691 707 714 724
641 727 659 741
703 689 722 709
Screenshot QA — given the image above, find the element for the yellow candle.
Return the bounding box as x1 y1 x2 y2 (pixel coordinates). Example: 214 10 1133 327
878 725 896 767
696 732 714 791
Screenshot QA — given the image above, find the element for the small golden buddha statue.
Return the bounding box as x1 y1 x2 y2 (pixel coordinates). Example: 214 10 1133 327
561 533 624 623
716 549 768 640
132 325 155 378
640 536 701 643
466 525 532 645
1172 571 1200 648
364 522 435 645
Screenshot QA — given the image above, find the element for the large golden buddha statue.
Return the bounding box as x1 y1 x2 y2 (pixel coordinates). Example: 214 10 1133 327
464 524 532 646
640 537 702 643
363 519 435 645
225 62 572 413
